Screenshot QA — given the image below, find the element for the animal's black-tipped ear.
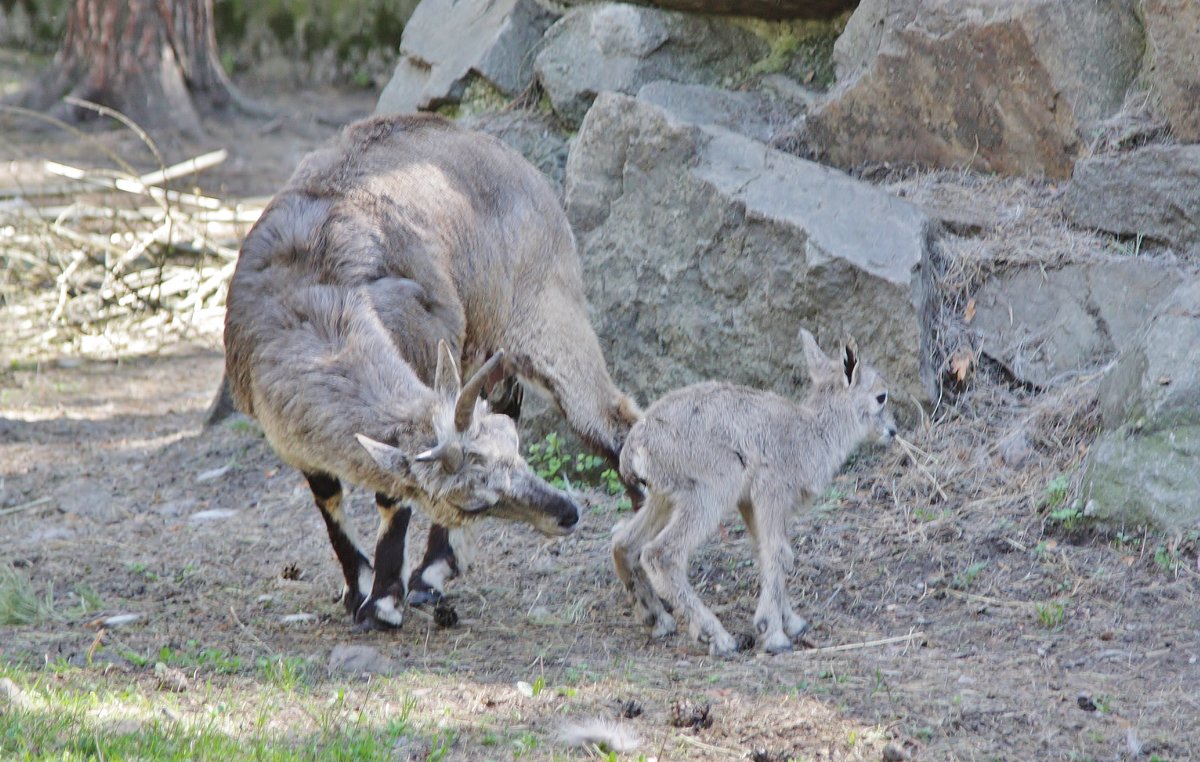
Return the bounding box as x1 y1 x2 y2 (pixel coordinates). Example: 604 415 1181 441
433 340 461 400
356 433 410 474
842 336 860 388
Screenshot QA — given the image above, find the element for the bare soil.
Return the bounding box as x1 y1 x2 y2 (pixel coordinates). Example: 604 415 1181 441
2 64 1198 762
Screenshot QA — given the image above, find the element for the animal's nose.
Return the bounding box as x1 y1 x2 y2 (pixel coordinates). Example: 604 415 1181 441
558 499 580 529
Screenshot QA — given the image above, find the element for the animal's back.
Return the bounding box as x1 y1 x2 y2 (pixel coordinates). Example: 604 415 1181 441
224 114 581 420
620 381 801 493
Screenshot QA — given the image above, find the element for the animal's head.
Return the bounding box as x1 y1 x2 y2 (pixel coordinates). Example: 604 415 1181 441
356 342 580 536
800 328 897 445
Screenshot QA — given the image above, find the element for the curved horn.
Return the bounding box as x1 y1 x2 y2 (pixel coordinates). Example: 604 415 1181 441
454 350 506 432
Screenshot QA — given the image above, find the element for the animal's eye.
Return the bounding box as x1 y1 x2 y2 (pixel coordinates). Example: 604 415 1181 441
876 392 888 405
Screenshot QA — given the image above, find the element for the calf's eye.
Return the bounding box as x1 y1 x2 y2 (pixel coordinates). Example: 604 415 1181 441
876 392 888 405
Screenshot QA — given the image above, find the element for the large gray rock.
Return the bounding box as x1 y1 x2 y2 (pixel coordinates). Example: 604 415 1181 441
1063 145 1200 259
553 0 855 18
970 259 1184 388
458 109 570 190
636 81 801 144
375 0 557 115
534 4 768 125
566 91 938 412
1082 278 1200 531
809 0 1143 179
1142 0 1200 144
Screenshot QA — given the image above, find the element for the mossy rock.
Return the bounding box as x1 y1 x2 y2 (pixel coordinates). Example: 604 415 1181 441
1083 425 1200 531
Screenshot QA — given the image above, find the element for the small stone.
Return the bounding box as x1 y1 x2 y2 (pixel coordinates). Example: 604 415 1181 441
328 645 395 676
668 698 712 730
618 698 643 719
433 601 458 628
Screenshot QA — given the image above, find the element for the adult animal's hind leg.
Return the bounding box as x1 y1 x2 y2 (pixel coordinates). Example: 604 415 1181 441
611 492 675 637
305 472 372 617
641 488 741 657
356 493 413 630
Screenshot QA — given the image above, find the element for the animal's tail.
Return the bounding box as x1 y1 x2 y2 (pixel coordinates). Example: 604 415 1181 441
618 427 645 489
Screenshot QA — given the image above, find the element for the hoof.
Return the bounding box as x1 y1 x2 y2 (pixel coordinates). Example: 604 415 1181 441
406 587 442 607
339 587 366 617
354 594 405 631
785 615 810 639
651 613 677 639
763 634 793 654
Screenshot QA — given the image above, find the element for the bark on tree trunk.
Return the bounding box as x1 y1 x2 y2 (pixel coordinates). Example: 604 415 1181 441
15 0 244 135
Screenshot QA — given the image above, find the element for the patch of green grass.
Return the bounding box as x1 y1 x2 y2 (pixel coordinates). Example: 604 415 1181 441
0 661 419 761
1035 601 1066 629
525 432 629 509
1043 474 1085 531
952 561 988 591
511 729 539 758
912 507 949 523
1153 544 1178 574
227 418 262 436
127 561 160 582
257 654 313 691
0 563 54 626
738 17 846 87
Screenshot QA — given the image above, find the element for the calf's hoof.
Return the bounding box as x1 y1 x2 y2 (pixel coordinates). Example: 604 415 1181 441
651 612 677 639
762 632 793 654
784 614 810 639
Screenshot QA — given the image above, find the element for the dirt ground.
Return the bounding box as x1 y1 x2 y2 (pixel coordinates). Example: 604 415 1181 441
2 58 1199 762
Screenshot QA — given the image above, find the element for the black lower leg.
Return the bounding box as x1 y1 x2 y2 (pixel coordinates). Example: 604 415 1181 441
407 523 458 605
357 493 412 628
305 472 371 616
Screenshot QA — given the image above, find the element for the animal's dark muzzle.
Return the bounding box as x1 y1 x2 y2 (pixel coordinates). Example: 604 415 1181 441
552 494 580 530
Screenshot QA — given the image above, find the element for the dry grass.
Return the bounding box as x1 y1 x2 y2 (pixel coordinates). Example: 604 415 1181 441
0 102 262 363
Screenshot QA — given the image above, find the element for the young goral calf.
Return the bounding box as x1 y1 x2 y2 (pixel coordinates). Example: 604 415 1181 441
613 330 897 656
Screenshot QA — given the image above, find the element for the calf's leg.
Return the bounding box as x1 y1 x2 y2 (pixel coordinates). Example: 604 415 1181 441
612 492 675 637
640 487 741 657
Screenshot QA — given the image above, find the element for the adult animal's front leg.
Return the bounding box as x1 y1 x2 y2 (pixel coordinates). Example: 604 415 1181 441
356 493 413 630
407 524 459 606
306 472 372 617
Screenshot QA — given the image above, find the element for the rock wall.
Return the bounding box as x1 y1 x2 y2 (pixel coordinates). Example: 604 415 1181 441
808 0 1144 179
375 0 1200 531
566 88 938 411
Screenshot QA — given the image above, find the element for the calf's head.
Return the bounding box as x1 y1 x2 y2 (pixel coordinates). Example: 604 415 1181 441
356 342 580 536
800 329 897 445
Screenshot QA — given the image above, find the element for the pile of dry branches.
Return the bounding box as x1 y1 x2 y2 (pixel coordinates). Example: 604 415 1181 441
0 102 262 360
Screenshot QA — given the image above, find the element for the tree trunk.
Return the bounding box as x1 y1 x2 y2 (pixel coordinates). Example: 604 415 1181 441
16 0 242 135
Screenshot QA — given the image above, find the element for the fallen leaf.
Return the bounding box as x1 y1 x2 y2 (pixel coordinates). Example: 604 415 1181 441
964 298 977 324
950 350 974 383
